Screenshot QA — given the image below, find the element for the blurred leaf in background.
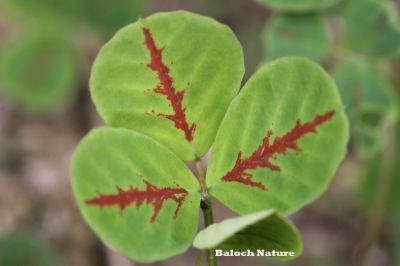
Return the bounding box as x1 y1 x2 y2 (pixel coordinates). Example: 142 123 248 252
255 0 342 12
0 0 149 37
344 0 400 58
0 0 150 115
0 232 60 266
0 0 81 18
81 0 149 37
332 62 397 158
262 14 330 62
0 30 79 114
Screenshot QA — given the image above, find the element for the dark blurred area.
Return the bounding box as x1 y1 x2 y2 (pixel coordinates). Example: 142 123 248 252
1 0 400 266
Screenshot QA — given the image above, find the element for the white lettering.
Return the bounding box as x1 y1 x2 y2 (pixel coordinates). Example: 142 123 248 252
215 249 295 257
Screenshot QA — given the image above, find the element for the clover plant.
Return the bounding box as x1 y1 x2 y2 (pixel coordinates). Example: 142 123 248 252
71 11 348 265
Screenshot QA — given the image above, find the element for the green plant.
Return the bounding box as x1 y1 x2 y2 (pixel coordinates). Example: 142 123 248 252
71 11 348 265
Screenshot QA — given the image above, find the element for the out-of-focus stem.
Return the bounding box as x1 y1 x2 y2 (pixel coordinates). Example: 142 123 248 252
359 121 396 266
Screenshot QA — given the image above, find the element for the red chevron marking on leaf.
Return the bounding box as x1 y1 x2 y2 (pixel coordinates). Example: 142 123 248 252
142 27 196 142
221 111 336 190
86 179 188 223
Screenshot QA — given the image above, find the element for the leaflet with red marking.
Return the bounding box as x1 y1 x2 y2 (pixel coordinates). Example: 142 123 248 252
86 179 188 223
221 111 336 190
143 27 196 142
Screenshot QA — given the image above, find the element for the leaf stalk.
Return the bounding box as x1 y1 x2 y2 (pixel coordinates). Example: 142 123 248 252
195 159 218 266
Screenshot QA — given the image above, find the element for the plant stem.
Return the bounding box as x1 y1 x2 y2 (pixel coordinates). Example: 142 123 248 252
203 198 217 266
196 249 204 266
195 159 218 266
196 159 207 196
359 122 396 266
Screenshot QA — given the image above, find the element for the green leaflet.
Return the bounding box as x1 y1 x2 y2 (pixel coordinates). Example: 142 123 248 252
255 0 341 12
0 31 78 114
71 127 201 262
207 57 349 215
332 62 397 158
0 232 60 266
262 14 330 62
344 0 400 58
193 209 302 260
90 11 245 161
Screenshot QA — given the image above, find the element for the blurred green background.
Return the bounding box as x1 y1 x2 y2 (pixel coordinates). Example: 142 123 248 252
0 0 399 265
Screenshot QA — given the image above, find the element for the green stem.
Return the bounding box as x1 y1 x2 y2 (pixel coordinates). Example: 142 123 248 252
359 122 396 266
203 198 217 266
196 249 204 266
195 159 218 266
196 159 207 196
